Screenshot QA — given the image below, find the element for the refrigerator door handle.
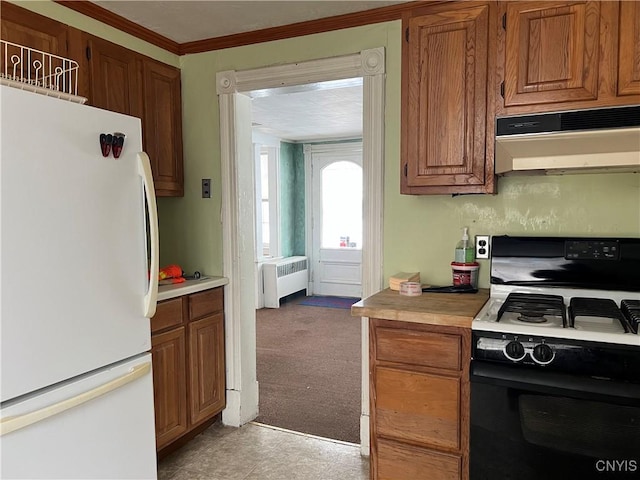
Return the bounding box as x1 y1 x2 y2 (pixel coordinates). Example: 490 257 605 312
138 152 159 319
0 362 151 436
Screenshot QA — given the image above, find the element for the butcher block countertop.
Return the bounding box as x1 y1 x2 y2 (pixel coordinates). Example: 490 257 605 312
351 288 490 328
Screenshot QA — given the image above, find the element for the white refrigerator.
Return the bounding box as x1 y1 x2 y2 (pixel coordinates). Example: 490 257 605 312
0 85 159 479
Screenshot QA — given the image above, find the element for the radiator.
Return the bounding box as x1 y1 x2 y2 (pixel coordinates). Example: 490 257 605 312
262 256 308 308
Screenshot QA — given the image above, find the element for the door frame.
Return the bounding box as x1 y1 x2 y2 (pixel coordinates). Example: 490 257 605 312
305 141 364 297
216 48 385 454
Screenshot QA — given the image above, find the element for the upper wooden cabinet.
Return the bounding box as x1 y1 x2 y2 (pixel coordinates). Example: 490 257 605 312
401 2 496 195
0 3 183 197
142 59 184 197
85 35 183 196
0 2 68 56
499 0 640 114
86 35 143 118
504 1 600 107
618 1 640 96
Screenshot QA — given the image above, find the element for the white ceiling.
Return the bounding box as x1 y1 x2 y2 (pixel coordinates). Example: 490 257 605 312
92 1 406 44
91 1 391 141
251 79 363 142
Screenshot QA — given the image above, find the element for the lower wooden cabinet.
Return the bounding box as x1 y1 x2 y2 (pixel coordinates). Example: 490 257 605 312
151 326 188 449
188 312 225 425
151 287 225 453
370 319 470 480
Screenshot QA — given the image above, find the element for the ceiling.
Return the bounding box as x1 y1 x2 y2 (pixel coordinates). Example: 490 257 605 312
251 79 363 142
92 1 406 44
90 1 394 141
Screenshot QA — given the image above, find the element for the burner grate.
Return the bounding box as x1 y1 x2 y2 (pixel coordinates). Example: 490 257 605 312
621 300 640 334
568 298 630 332
497 293 567 326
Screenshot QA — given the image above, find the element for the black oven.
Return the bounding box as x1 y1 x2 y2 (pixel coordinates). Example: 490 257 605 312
470 358 640 479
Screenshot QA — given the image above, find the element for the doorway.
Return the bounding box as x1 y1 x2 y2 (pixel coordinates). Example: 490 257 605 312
216 48 385 454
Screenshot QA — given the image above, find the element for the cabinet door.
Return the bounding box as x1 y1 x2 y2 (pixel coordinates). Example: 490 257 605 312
401 3 493 195
188 312 226 426
151 327 188 450
0 2 67 55
618 1 640 96
142 59 184 197
86 34 143 117
0 2 69 84
504 1 600 106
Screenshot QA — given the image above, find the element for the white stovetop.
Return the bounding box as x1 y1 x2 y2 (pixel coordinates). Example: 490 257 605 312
472 284 640 346
157 276 228 301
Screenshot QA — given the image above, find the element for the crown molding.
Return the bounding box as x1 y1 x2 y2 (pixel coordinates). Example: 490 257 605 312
54 1 438 56
54 1 181 55
180 1 432 54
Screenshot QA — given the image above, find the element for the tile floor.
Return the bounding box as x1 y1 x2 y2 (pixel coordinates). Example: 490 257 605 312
157 421 369 480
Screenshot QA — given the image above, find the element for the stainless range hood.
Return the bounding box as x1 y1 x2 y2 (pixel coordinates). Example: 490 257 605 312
495 106 640 175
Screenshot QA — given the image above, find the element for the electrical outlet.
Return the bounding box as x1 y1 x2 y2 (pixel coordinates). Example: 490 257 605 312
475 235 490 259
202 178 211 198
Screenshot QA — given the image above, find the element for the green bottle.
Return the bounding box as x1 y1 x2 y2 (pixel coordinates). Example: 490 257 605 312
455 227 475 263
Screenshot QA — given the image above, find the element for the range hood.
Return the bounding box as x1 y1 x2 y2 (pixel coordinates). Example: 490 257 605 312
495 105 640 175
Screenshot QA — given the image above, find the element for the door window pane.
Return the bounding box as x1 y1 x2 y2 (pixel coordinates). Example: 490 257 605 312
321 161 362 249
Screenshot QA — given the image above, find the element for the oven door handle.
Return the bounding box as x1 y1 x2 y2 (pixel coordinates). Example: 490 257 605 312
471 361 640 401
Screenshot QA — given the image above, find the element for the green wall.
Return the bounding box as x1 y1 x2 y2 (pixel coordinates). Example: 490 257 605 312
279 142 305 257
170 20 639 287
17 2 640 288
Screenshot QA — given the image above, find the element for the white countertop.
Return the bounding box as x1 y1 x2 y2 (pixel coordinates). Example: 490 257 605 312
157 276 228 301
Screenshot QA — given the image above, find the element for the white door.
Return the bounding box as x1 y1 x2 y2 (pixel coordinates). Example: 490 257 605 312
309 143 363 298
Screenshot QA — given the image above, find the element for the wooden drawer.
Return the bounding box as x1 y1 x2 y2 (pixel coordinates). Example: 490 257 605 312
151 297 184 333
376 438 461 480
375 366 460 450
375 326 461 371
189 287 223 320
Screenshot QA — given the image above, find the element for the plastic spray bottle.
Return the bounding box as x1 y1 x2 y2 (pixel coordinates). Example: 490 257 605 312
455 227 475 263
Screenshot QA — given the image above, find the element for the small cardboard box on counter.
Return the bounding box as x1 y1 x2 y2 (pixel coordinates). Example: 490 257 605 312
389 272 420 291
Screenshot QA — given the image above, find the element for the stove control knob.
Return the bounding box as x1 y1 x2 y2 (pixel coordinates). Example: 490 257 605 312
504 341 526 361
532 344 554 365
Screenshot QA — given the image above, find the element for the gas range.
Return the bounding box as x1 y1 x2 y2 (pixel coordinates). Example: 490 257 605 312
472 235 640 375
473 284 640 346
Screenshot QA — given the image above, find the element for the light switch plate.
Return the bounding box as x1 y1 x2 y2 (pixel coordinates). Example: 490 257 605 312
475 235 490 259
202 178 211 198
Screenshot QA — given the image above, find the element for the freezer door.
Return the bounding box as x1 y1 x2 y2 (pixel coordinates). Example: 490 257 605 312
0 353 157 479
1 86 154 401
